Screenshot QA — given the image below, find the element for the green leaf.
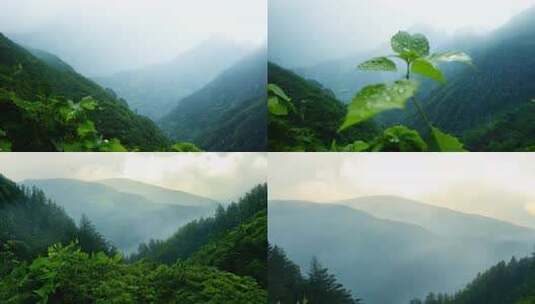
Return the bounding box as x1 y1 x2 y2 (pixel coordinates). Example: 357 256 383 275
391 31 430 60
411 58 445 83
431 127 466 152
0 139 12 152
342 141 370 152
268 97 288 116
268 84 291 102
76 120 96 137
170 142 202 152
99 138 128 152
339 80 419 131
428 52 473 66
79 97 97 111
358 57 397 72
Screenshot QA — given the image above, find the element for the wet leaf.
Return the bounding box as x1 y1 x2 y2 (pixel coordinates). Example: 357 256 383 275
412 58 445 83
339 80 419 131
431 127 466 152
391 31 429 60
358 57 397 72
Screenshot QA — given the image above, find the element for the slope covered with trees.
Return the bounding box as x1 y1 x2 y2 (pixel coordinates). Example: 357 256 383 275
412 7 535 151
22 178 215 253
268 63 378 151
0 33 171 151
269 200 535 304
0 176 268 303
132 184 267 264
0 174 113 261
268 245 361 304
95 37 248 120
159 49 267 152
411 251 535 304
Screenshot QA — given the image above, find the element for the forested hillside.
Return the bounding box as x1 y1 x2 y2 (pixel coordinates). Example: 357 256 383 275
268 63 377 151
269 245 361 304
269 200 535 304
413 7 535 151
0 33 171 151
132 184 267 266
160 49 267 152
22 179 215 253
411 251 535 304
281 6 535 152
0 176 268 303
95 37 248 120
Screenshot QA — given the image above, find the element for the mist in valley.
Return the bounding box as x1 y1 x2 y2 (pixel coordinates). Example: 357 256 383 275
269 0 533 68
1 0 267 76
268 153 535 304
0 153 267 254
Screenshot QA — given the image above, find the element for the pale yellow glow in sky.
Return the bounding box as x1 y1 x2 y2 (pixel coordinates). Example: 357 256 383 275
269 153 535 228
0 153 267 201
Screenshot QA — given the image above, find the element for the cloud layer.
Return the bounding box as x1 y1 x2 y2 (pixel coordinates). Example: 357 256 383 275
0 153 267 201
269 153 535 228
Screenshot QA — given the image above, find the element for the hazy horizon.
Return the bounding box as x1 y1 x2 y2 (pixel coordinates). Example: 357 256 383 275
269 0 534 68
0 153 267 201
269 153 535 229
0 0 267 76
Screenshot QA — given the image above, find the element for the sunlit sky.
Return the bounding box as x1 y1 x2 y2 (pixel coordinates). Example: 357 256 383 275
269 153 535 228
0 153 267 201
0 0 267 75
269 0 535 67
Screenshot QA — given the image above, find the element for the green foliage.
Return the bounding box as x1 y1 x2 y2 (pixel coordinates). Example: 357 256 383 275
343 31 473 151
336 125 427 152
413 252 535 304
0 242 266 304
0 129 12 151
268 83 294 116
391 31 430 61
430 127 466 152
170 142 202 152
190 211 267 288
0 89 127 151
358 57 397 72
0 175 114 261
131 184 267 264
411 58 445 83
268 63 378 151
268 246 361 304
0 33 170 151
339 80 419 131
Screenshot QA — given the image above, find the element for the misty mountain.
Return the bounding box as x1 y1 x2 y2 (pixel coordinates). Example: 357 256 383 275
159 48 267 152
269 200 535 304
412 6 535 151
268 62 377 151
97 178 217 208
95 38 248 120
0 174 113 260
415 252 535 304
0 33 170 151
339 196 535 242
22 179 216 253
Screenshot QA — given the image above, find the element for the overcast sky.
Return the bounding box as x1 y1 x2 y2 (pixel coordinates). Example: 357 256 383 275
269 153 535 228
0 153 266 202
269 0 535 67
0 0 266 75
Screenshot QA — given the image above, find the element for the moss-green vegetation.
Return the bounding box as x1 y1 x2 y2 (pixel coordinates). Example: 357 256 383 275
0 175 267 303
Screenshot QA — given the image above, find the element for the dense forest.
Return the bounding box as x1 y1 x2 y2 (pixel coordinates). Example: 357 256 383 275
268 6 535 152
0 174 267 303
268 245 361 304
0 32 266 152
411 251 535 304
159 49 267 152
269 199 535 304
